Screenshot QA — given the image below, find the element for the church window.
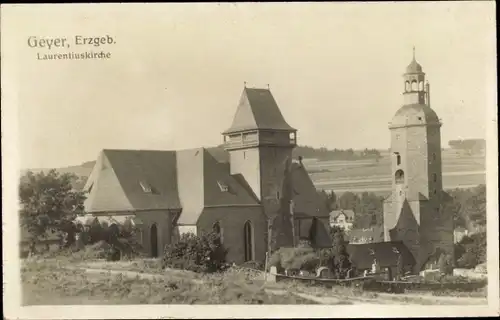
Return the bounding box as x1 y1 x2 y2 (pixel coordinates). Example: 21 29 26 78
243 151 246 159
411 80 417 91
276 191 280 200
433 173 437 182
418 117 422 121
434 189 437 195
243 221 254 262
217 181 229 192
395 170 404 184
405 81 410 92
432 153 436 161
139 181 152 193
419 81 424 91
397 155 401 166
213 222 223 244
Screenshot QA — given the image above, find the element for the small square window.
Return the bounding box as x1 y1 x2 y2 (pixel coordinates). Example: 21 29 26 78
217 181 229 192
140 181 152 193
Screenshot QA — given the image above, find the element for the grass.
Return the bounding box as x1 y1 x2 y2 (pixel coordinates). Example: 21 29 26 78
21 257 317 305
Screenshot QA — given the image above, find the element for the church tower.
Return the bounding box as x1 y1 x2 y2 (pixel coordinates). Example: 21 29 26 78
222 86 297 224
383 49 453 272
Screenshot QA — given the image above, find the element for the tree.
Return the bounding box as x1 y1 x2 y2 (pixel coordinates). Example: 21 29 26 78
455 231 486 268
395 253 404 280
19 170 86 254
330 226 351 278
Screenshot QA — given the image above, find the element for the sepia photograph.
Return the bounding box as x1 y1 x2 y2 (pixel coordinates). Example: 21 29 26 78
2 2 498 319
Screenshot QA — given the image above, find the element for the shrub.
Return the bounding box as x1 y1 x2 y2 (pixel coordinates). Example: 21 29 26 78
438 253 454 275
240 260 265 271
162 231 228 273
268 247 320 274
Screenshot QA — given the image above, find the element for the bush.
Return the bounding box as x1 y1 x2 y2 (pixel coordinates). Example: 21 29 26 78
162 231 228 273
438 253 454 275
240 260 265 271
268 247 320 274
74 219 143 260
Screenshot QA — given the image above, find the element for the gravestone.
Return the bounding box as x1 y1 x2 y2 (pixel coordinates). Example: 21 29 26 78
267 266 277 283
316 266 332 279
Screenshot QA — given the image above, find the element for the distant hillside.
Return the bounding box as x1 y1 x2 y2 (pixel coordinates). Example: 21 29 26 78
21 145 385 191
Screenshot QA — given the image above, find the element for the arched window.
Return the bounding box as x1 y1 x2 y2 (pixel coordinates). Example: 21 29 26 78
243 221 254 262
213 221 223 244
150 223 158 258
411 80 417 91
395 169 405 184
397 155 401 166
419 81 424 91
405 81 410 92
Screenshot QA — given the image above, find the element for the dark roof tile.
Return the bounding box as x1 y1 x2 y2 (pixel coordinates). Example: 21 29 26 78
223 88 296 134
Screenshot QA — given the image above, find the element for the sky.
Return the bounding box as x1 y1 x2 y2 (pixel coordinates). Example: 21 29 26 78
2 2 497 169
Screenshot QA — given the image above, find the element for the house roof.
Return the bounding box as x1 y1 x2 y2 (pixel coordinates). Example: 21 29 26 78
330 209 355 221
223 88 296 134
348 226 384 242
346 241 416 270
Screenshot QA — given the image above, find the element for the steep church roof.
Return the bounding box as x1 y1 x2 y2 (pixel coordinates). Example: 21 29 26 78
83 147 260 223
223 87 296 134
83 149 182 212
83 147 324 224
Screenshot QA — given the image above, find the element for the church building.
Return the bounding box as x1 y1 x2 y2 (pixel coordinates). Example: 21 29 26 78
81 87 331 264
383 49 454 272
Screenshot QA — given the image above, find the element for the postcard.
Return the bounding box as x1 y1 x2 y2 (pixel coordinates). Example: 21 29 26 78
2 2 498 319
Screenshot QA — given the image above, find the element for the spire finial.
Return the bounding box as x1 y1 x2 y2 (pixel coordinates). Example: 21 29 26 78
412 46 416 60
266 83 270 90
244 81 247 88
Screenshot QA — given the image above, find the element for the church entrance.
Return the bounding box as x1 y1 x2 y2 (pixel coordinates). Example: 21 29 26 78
150 224 158 258
244 221 254 262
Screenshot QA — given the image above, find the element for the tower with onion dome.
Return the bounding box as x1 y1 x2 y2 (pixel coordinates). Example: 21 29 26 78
383 48 454 272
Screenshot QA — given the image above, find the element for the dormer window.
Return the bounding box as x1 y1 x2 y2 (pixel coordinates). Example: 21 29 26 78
140 181 152 193
217 181 229 192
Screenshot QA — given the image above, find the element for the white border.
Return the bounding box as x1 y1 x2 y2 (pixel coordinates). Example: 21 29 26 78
2 2 499 319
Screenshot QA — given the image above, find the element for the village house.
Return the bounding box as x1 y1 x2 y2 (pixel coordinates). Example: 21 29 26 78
453 227 469 244
80 87 332 264
329 209 354 231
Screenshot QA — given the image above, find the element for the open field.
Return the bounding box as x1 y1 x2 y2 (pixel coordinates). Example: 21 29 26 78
305 149 485 195
21 257 487 305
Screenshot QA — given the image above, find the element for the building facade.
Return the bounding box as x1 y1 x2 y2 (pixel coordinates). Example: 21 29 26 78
383 49 454 272
329 209 354 231
82 87 332 263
